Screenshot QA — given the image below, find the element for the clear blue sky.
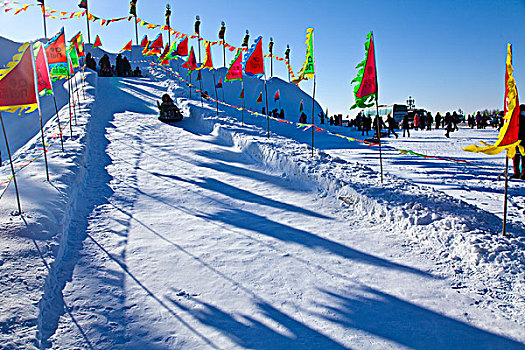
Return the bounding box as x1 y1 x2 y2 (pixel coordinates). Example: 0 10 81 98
1 0 524 115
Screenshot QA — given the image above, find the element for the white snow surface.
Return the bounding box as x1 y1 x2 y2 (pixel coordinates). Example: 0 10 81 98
0 42 524 349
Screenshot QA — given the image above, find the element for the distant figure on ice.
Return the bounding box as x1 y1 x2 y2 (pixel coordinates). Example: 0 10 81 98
372 115 386 139
444 112 454 138
262 107 266 115
329 115 334 126
386 113 398 138
279 109 285 120
299 111 308 123
426 112 433 130
413 113 420 130
201 91 210 100
435 112 442 129
133 67 142 77
511 104 525 179
362 115 372 136
402 113 411 137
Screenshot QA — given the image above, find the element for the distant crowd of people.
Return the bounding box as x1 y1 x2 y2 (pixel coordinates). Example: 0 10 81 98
85 53 143 78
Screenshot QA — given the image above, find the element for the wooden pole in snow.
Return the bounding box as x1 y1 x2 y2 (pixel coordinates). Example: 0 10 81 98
0 112 22 215
503 156 509 236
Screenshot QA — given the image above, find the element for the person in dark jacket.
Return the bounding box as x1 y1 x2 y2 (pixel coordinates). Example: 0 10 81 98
386 113 398 138
279 109 285 120
98 54 112 77
402 113 411 137
426 112 433 130
372 115 386 139
159 94 180 117
299 111 308 124
511 104 525 179
444 112 454 138
133 67 142 77
435 112 441 129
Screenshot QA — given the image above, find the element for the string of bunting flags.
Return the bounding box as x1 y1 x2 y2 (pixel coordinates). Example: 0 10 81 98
0 1 294 71
151 63 496 171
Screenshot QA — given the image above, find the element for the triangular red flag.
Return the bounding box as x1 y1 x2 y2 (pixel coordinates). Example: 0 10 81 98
299 100 304 111
274 90 280 101
34 43 53 96
181 47 198 70
356 33 378 99
256 92 263 103
159 43 170 60
197 70 202 81
121 40 132 52
93 35 102 48
244 37 264 76
216 78 223 89
239 88 244 99
150 33 164 49
140 35 148 47
177 37 189 56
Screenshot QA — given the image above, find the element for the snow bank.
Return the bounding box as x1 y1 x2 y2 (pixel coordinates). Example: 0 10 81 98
0 71 97 349
152 65 525 326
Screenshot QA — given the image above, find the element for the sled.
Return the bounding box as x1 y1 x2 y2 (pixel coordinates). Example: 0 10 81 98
157 101 183 122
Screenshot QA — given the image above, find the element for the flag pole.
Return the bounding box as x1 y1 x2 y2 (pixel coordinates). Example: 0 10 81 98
85 8 91 44
503 156 509 236
38 108 50 182
40 2 47 39
241 81 244 127
189 72 192 99
0 112 22 215
375 95 384 183
67 69 77 129
52 95 64 152
134 15 139 46
198 74 203 107
213 70 219 116
264 74 270 139
311 76 316 157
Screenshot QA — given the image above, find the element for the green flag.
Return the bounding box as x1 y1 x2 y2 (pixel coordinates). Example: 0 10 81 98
68 44 79 68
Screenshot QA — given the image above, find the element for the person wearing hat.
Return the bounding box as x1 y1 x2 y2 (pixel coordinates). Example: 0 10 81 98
511 104 525 179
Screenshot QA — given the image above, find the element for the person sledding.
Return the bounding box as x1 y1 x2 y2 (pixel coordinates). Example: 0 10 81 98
157 94 183 122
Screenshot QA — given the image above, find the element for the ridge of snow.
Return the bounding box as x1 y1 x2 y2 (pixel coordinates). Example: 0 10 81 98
153 66 525 327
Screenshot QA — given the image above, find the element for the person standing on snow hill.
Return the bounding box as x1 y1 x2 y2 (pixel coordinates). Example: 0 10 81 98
510 104 525 179
299 111 308 124
279 109 285 120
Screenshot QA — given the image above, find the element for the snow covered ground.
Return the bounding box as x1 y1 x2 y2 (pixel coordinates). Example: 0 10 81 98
0 42 524 349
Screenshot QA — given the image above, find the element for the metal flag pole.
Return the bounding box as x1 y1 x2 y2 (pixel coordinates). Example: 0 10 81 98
311 76 316 157
213 70 219 116
241 81 244 127
375 96 384 184
195 16 201 63
38 108 50 182
38 0 47 39
84 3 91 44
0 112 22 214
52 95 64 151
264 75 270 139
503 156 509 236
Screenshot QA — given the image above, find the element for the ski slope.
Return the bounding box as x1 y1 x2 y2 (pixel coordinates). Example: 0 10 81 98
0 42 524 348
